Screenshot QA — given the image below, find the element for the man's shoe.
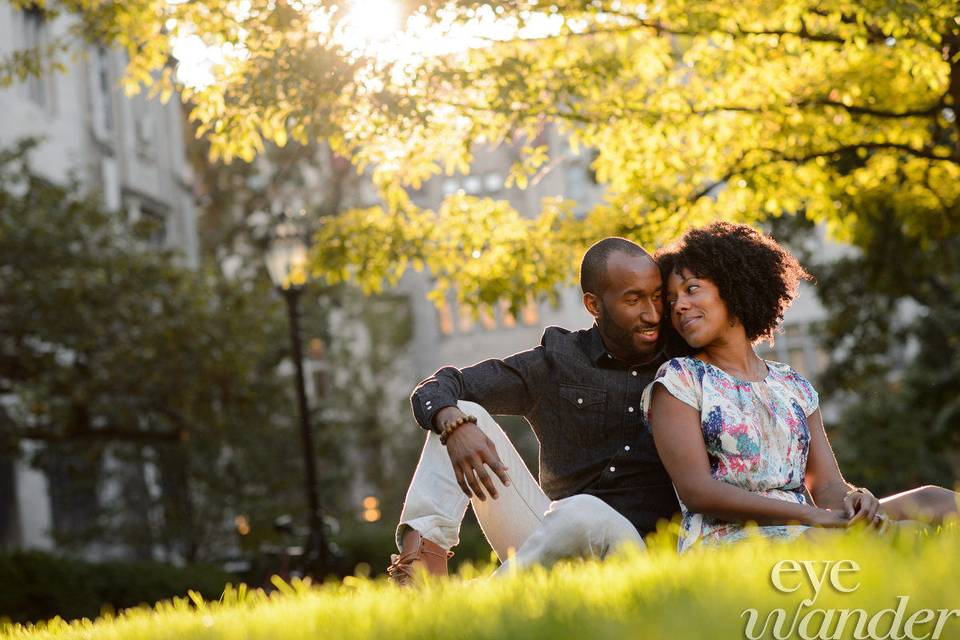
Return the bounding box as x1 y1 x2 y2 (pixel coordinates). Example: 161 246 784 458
387 529 453 586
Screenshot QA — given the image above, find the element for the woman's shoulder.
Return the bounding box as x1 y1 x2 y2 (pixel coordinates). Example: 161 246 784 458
651 357 708 394
764 359 814 386
764 360 820 411
656 356 708 378
646 357 705 413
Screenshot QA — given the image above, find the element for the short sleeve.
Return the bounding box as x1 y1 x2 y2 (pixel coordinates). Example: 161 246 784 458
787 369 819 417
642 358 703 424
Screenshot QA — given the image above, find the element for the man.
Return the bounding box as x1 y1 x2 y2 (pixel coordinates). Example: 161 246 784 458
388 237 680 583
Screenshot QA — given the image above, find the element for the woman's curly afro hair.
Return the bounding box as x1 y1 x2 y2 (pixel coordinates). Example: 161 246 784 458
656 222 813 343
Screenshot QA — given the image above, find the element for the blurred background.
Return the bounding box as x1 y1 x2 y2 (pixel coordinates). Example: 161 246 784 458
1 0 958 624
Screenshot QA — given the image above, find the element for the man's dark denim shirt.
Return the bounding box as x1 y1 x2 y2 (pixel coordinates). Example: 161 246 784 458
410 324 680 537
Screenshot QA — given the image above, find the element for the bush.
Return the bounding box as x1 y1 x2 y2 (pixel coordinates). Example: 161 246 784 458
0 552 231 624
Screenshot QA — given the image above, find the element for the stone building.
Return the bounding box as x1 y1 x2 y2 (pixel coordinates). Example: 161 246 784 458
0 4 199 553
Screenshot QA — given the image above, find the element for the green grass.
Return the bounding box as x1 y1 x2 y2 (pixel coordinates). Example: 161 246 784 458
4 524 960 640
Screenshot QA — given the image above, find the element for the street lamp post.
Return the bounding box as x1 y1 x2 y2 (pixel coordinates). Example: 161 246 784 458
265 217 327 576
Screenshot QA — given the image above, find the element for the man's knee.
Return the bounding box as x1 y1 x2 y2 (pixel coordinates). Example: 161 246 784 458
545 495 638 538
539 494 642 557
457 400 493 423
918 485 956 506
455 401 505 440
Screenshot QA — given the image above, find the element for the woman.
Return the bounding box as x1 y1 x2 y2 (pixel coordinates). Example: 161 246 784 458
642 222 957 552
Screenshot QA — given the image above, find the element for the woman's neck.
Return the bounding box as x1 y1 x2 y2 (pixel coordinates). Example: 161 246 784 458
696 333 766 381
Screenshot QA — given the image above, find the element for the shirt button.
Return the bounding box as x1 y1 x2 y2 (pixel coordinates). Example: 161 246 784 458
577 398 583 404
624 445 631 451
609 466 616 473
631 371 638 376
628 406 634 413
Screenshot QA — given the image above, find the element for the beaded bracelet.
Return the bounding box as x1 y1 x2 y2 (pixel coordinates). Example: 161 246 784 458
439 414 478 445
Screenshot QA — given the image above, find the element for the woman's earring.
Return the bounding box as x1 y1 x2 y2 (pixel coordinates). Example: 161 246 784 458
728 319 736 327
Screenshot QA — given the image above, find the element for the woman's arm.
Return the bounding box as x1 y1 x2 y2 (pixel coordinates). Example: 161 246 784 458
804 409 880 524
650 385 847 527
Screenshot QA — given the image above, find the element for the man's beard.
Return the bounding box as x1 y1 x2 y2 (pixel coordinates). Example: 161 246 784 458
598 302 658 363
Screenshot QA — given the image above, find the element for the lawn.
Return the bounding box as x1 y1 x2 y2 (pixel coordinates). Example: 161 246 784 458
3 524 959 640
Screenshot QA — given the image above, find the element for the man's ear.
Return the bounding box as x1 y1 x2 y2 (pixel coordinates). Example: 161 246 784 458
583 292 601 320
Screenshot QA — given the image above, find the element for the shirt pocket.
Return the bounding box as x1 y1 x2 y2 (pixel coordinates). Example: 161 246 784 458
558 384 607 445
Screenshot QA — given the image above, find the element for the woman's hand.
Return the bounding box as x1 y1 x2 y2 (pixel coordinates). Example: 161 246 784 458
844 488 881 526
844 488 889 529
810 508 850 528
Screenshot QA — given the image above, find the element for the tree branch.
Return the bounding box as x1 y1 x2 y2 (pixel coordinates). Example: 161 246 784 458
687 143 959 207
482 10 889 47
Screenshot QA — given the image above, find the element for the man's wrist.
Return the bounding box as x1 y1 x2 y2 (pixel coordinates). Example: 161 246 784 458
438 414 478 445
431 406 463 433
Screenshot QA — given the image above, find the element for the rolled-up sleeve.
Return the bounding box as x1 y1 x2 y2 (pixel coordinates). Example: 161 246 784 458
410 344 550 432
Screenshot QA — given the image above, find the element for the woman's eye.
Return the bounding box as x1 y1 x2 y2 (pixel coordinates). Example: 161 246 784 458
686 285 699 293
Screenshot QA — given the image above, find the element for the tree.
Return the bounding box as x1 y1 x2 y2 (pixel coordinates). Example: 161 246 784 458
3 1 958 311
184 126 422 550
0 140 304 559
803 198 960 494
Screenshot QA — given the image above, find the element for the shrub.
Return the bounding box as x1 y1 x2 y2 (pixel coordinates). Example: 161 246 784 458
0 552 230 624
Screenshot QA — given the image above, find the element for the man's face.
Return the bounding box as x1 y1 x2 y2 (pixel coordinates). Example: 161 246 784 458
587 252 663 363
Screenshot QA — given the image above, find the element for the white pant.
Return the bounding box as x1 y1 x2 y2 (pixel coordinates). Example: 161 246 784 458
397 401 644 571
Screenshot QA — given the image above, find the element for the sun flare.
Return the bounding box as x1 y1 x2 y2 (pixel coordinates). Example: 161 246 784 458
338 0 404 54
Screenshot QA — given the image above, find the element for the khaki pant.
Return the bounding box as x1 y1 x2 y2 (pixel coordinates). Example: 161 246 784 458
397 401 645 572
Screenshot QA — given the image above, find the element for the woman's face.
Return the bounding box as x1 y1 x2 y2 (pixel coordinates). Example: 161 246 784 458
665 268 736 349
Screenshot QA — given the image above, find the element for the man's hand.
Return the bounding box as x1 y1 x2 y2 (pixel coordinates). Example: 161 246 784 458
434 407 510 501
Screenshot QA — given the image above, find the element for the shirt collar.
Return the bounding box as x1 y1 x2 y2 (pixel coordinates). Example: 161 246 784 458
586 324 610 365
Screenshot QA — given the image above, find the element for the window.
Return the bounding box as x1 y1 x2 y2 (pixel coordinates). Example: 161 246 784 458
756 322 829 381
312 369 328 400
128 199 169 248
520 301 540 326
132 96 157 160
441 178 460 195
141 207 167 247
0 454 19 547
95 47 114 133
19 7 55 111
440 172 506 198
479 307 496 330
437 295 540 336
499 300 517 328
564 161 588 203
45 447 101 542
457 307 476 332
436 299 454 336
483 173 504 194
462 175 482 194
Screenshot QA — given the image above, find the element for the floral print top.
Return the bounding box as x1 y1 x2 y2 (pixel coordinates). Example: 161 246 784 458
641 356 819 553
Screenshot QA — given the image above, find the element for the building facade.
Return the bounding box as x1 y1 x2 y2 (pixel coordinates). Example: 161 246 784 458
0 4 199 553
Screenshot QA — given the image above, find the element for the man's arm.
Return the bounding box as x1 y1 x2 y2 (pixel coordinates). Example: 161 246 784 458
410 343 549 432
409 341 550 501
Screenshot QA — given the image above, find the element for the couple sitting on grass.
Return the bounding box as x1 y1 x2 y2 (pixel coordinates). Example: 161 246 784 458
388 223 959 584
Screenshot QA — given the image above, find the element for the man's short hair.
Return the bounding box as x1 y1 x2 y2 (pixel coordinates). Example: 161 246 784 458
580 237 651 295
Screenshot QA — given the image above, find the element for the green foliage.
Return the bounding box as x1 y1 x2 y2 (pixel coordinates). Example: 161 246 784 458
0 551 231 625
806 197 960 494
0 139 303 558
5 1 958 311
3 527 960 639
